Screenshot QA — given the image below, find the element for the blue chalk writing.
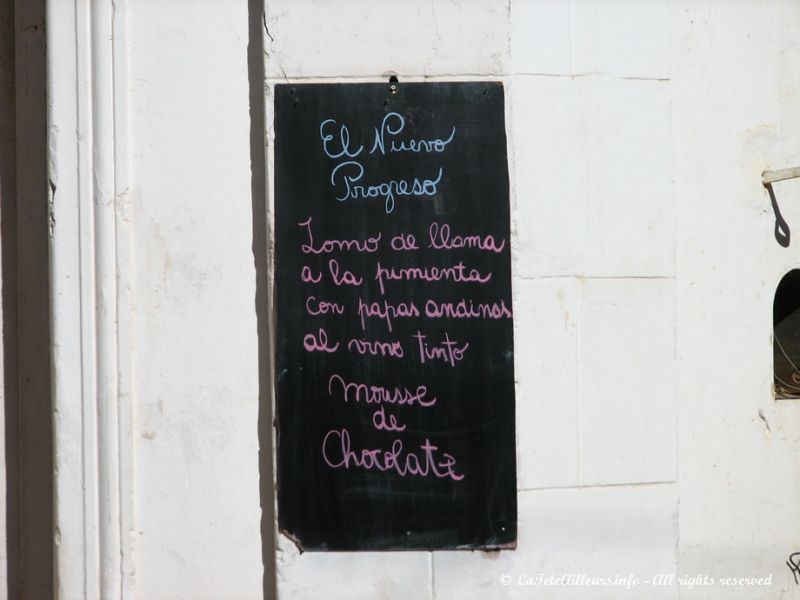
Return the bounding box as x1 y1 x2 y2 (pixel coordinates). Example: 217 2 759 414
370 112 456 156
320 118 363 159
330 161 443 214
319 112 454 213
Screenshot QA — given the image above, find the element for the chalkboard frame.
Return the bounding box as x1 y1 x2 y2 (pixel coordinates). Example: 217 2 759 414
272 80 517 552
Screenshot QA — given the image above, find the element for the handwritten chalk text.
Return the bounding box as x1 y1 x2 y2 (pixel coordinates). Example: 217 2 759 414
412 331 469 367
375 260 492 295
330 161 442 214
428 222 506 253
327 373 438 407
424 298 512 320
322 428 464 481
299 216 381 254
357 297 420 332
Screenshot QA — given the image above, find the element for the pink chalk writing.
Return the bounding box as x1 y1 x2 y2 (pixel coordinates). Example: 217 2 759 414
374 261 492 295
303 328 339 353
327 373 437 407
300 265 323 283
412 331 469 367
428 222 506 253
322 428 464 481
328 258 363 286
298 216 381 254
424 298 512 320
347 337 404 358
372 406 406 432
305 296 345 316
357 297 420 332
390 232 419 251
295 216 511 486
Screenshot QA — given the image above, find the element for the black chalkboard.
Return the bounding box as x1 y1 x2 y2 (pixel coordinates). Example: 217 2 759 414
274 82 516 551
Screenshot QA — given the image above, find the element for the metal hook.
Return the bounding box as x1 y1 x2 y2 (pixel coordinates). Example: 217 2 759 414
763 166 800 185
762 165 800 247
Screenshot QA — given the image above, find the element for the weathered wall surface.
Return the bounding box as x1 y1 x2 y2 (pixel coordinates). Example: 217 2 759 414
673 2 800 598
128 2 262 599
266 2 678 599
116 1 800 599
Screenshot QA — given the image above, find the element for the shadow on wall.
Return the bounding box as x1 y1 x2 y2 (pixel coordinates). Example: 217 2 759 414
765 183 791 248
0 0 271 597
3 0 53 598
0 0 17 595
247 0 278 597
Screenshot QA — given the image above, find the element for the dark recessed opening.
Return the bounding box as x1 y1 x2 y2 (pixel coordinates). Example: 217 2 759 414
773 269 800 398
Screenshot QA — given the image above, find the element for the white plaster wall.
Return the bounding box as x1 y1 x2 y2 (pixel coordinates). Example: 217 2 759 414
266 2 679 599
673 2 800 598
127 2 262 599
116 1 800 599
